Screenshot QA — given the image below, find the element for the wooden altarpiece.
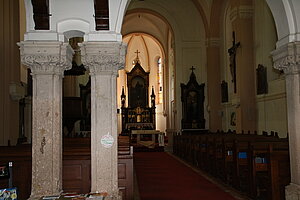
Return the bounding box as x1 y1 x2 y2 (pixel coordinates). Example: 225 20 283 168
121 62 156 134
181 68 205 129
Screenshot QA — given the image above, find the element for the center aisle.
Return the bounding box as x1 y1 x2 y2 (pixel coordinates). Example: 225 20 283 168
134 152 238 200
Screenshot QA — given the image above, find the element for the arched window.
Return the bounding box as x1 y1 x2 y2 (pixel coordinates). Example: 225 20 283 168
157 57 163 103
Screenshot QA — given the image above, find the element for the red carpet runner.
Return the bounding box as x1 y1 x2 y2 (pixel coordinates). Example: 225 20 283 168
134 152 237 200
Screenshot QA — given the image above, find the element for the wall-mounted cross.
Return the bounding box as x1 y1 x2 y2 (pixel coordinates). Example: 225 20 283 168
135 50 140 58
190 66 196 73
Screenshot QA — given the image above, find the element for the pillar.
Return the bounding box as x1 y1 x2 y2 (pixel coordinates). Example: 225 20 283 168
230 1 257 132
206 38 222 131
18 41 73 199
272 42 300 200
80 42 126 199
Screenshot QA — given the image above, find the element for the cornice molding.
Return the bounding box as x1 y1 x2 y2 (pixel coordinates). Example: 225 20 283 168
18 41 73 76
80 42 127 76
271 42 300 75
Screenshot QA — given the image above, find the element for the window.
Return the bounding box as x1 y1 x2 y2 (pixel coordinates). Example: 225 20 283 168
157 57 163 103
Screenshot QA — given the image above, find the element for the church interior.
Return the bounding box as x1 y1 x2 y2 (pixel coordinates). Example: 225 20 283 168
1 0 300 199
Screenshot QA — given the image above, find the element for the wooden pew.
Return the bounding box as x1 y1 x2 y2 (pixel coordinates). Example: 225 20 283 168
0 137 134 200
251 140 290 200
172 130 290 200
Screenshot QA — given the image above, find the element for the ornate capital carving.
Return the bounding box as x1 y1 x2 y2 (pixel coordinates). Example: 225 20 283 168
271 42 300 75
18 41 73 76
80 42 127 76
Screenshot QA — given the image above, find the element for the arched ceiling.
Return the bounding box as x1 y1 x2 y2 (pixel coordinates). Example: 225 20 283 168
122 11 169 54
123 33 163 72
124 0 206 42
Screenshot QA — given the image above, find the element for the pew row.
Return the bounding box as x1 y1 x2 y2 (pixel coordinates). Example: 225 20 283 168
173 130 290 200
0 137 134 200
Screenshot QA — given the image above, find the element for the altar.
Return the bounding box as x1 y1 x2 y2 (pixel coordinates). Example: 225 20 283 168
131 130 164 150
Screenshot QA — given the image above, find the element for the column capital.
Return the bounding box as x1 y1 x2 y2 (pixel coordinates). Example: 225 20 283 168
230 5 253 22
80 42 127 75
271 42 300 75
206 37 220 47
18 41 73 76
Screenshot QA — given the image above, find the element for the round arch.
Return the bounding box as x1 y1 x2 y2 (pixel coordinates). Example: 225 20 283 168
265 0 299 47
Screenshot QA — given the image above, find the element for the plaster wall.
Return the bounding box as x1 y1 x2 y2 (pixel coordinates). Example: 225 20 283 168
24 0 130 41
254 0 288 137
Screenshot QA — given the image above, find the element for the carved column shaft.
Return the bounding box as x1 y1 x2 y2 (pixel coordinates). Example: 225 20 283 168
18 41 73 199
81 42 126 198
272 41 300 200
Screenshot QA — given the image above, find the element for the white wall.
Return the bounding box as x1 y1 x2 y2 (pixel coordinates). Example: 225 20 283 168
254 0 287 137
24 0 130 41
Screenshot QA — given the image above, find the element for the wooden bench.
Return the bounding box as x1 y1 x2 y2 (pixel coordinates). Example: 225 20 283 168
0 137 134 200
173 130 290 200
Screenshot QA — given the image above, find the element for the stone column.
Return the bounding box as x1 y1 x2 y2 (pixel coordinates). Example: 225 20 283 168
80 42 126 199
206 38 222 131
272 42 300 200
18 41 73 199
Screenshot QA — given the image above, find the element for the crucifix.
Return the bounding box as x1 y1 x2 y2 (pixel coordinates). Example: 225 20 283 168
228 31 240 93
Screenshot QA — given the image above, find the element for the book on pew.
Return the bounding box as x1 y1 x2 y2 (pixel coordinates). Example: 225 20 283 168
0 188 18 200
0 164 9 179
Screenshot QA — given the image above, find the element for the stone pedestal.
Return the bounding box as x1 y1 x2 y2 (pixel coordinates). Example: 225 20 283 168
80 42 126 199
18 41 73 199
272 42 300 200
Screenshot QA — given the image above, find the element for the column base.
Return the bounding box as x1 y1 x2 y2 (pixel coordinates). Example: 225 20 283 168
286 183 300 200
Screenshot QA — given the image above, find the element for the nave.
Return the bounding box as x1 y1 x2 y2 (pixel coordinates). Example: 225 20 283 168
134 152 244 200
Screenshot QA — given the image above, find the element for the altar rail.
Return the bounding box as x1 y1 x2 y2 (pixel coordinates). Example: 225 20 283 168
0 137 133 200
173 130 290 200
